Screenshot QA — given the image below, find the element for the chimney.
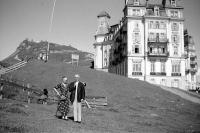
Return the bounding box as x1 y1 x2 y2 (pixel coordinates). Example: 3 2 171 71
146 0 149 7
162 0 166 7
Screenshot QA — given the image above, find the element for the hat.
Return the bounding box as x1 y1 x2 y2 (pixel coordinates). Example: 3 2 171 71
74 74 80 78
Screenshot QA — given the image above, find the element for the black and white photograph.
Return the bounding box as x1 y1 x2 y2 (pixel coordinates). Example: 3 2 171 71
0 0 200 132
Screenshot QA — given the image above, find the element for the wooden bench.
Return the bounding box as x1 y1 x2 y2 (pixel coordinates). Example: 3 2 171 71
83 96 107 108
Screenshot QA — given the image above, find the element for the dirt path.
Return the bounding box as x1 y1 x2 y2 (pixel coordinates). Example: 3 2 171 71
160 86 200 104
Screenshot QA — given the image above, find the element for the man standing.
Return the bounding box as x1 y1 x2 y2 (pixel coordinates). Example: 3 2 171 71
69 74 85 123
0 83 4 100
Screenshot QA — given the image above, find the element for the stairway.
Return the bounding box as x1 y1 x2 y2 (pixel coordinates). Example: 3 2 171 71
0 61 27 75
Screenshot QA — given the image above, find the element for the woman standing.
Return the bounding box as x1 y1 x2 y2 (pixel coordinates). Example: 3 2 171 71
53 76 70 120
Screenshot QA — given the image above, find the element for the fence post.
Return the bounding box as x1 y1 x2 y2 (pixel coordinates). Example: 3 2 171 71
27 83 31 104
28 91 31 104
0 84 3 100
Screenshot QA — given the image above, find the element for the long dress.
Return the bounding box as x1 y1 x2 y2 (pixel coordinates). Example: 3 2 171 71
54 83 69 116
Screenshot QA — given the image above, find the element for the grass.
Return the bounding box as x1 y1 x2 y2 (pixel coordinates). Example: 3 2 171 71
0 60 200 132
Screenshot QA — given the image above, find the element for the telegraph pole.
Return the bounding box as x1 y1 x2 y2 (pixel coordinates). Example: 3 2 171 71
47 0 57 61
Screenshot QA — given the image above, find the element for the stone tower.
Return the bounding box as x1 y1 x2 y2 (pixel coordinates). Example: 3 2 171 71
93 11 111 70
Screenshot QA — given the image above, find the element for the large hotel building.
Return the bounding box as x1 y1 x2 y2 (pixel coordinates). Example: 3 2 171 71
93 0 198 90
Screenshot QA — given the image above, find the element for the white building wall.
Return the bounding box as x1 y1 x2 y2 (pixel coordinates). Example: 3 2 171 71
94 35 105 69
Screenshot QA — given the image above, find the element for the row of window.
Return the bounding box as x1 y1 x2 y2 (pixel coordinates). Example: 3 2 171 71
132 32 179 44
148 32 167 41
149 21 166 29
131 9 179 18
132 0 177 6
132 61 181 73
152 79 180 88
132 45 179 55
148 21 179 31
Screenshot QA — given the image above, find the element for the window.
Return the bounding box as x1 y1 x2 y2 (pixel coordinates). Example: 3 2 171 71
134 22 139 30
172 35 179 43
156 33 159 42
133 61 141 72
151 62 155 72
161 62 166 72
133 32 140 43
161 79 166 85
160 33 164 38
191 75 194 82
104 58 107 67
134 0 139 5
173 46 178 55
132 9 140 16
172 79 179 88
172 23 179 31
149 32 155 41
132 45 140 54
160 21 166 29
154 7 160 16
160 33 166 42
155 21 159 29
151 78 155 83
171 10 179 18
171 0 176 7
149 21 154 29
104 50 107 58
172 63 181 73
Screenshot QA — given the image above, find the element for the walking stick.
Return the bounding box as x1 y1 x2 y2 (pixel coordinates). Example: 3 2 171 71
84 99 91 108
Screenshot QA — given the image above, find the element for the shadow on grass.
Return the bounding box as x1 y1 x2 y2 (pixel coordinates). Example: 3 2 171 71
6 107 28 116
0 125 27 133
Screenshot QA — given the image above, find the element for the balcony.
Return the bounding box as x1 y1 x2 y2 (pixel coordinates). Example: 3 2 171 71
190 54 197 59
148 38 168 43
171 73 181 77
190 61 197 65
145 10 168 17
190 68 197 73
150 72 166 76
132 72 142 76
147 52 169 57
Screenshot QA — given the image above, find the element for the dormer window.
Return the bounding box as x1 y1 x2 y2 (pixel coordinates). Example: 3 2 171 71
171 0 176 7
134 0 139 5
154 6 159 16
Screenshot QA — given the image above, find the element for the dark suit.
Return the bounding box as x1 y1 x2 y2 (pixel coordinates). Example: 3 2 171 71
69 81 85 103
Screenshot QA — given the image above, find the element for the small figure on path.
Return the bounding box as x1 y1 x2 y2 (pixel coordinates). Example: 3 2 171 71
38 89 48 104
69 74 85 123
0 83 4 99
53 76 70 120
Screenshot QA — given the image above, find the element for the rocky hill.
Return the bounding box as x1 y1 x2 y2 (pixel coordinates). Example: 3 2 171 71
1 39 94 67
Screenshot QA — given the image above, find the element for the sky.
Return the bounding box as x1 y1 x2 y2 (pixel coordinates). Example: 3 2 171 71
0 0 200 64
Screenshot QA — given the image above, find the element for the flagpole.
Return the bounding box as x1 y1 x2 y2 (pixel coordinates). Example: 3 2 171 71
47 0 57 61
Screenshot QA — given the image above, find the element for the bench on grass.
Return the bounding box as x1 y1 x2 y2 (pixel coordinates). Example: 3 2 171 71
82 96 108 108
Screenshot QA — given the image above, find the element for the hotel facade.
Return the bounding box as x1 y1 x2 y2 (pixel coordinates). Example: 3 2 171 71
93 0 198 90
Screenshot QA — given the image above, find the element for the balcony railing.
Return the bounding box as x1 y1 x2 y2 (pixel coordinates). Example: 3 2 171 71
171 73 181 76
147 52 169 57
190 68 197 73
132 72 142 76
150 72 166 76
190 54 197 59
148 38 168 43
190 61 197 65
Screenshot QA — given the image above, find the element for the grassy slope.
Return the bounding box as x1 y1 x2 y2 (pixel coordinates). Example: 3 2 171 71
2 60 200 132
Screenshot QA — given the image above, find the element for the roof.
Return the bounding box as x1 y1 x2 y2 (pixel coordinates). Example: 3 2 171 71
126 0 146 6
126 0 182 8
97 11 111 18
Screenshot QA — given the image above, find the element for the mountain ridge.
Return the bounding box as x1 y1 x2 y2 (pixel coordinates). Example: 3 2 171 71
0 39 94 67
